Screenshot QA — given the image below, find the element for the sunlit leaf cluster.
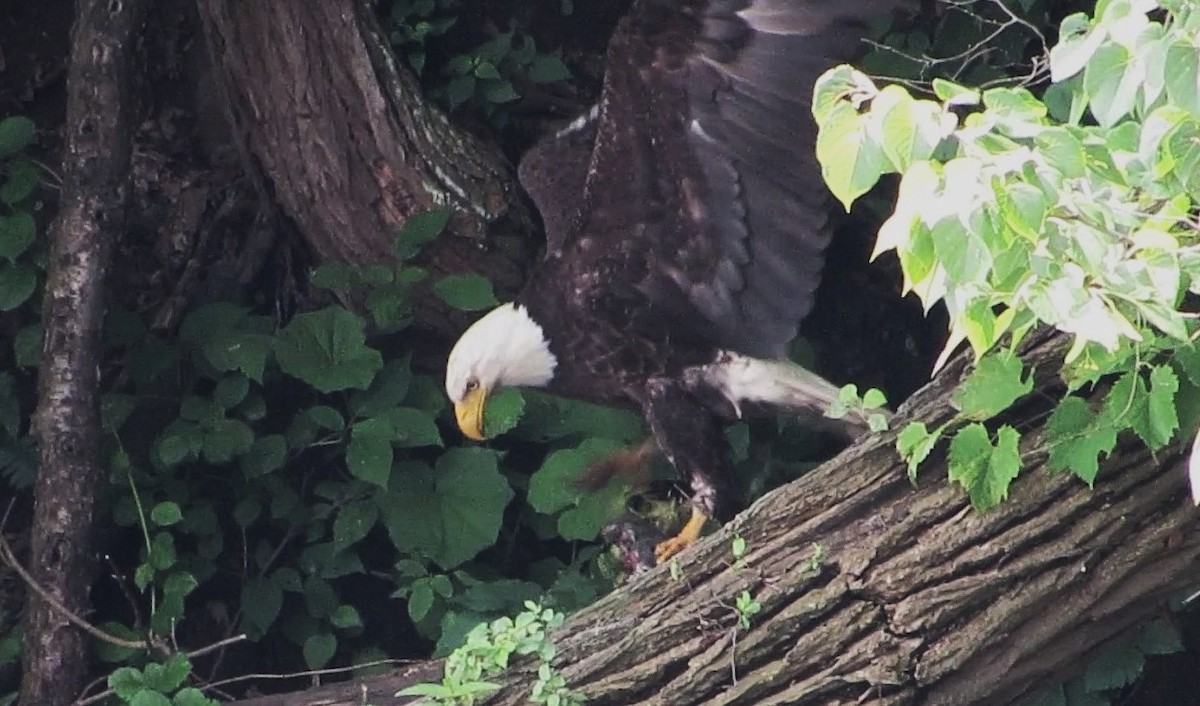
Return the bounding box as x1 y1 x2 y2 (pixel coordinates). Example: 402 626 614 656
815 0 1200 509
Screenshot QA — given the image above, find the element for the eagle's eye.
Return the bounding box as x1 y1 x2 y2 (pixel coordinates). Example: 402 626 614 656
465 379 479 393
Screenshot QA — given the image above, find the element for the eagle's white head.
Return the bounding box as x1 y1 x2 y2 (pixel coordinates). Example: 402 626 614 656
444 303 557 440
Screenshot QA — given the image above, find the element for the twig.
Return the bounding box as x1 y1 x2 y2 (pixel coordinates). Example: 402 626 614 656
0 516 151 651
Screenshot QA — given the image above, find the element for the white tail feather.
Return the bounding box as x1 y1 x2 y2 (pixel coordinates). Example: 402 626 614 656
691 352 876 434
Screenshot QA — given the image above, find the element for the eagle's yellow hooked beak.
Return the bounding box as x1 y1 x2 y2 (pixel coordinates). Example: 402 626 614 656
454 385 488 441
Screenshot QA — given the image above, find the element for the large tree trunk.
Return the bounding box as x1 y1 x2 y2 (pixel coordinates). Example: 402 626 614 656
195 0 538 337
231 330 1200 706
19 0 149 703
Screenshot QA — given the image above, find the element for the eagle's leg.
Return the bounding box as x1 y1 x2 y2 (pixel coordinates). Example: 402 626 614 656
654 508 708 564
641 379 734 564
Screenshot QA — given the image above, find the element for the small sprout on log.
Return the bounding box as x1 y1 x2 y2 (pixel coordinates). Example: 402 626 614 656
805 543 827 574
734 591 761 631
731 534 748 565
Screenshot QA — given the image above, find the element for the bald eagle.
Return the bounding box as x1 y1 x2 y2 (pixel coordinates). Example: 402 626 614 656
445 0 889 562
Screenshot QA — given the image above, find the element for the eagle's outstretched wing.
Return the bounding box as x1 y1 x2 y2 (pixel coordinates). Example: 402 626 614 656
520 0 892 357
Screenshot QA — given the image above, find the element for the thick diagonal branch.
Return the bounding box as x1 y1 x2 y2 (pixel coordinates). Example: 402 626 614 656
230 331 1200 706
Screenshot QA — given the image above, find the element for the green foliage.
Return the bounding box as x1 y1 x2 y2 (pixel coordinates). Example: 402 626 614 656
0 201 633 693
733 590 761 631
828 384 891 432
434 273 499 311
0 115 42 493
107 654 217 706
815 0 1200 508
383 450 514 569
388 0 573 128
397 601 581 706
1028 618 1185 705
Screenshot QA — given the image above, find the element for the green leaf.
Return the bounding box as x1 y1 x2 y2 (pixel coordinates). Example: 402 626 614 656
557 479 628 541
150 502 183 527
1045 396 1118 485
213 375 249 410
331 604 363 630
872 85 948 171
0 212 36 261
947 423 1021 510
377 406 442 448
13 324 40 367
276 307 382 392
897 422 940 481
0 116 36 157
484 387 525 437
408 581 435 622
862 388 887 409
528 438 623 514
149 531 178 571
929 216 991 285
815 84 887 209
233 498 261 528
350 358 413 417
482 80 520 104
147 653 192 693
1165 42 1200 116
381 449 514 569
347 418 395 488
131 691 172 706
1143 364 1180 449
303 633 338 669
395 207 452 259
1138 618 1184 655
1036 128 1087 178
333 500 378 551
1049 14 1103 82
202 418 255 463
93 621 141 663
241 576 283 638
108 667 146 701
1 159 40 204
954 351 1032 419
310 261 360 290
1083 43 1140 127
528 54 571 84
446 74 476 110
508 390 644 443
0 262 37 310
398 683 460 699
932 78 980 106
1084 641 1144 691
433 274 499 311
307 405 345 431
163 571 198 602
156 423 202 467
180 304 272 382
172 687 217 706
453 579 539 612
241 435 287 477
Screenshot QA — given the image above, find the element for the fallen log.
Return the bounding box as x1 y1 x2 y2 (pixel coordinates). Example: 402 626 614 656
230 330 1200 705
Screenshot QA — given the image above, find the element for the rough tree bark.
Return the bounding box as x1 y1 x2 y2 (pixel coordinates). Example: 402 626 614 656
19 0 150 703
194 0 538 337
230 330 1200 706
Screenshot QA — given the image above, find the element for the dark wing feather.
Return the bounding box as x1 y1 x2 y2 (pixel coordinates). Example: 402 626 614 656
527 0 893 357
517 107 599 257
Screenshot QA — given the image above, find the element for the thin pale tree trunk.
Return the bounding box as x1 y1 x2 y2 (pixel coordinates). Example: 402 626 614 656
20 0 150 703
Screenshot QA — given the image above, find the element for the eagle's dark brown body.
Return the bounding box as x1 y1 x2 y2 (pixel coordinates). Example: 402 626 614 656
506 0 891 524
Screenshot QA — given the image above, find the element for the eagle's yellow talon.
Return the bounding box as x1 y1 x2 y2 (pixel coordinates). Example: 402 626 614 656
654 509 708 564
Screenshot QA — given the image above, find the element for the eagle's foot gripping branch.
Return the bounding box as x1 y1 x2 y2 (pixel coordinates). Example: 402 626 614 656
654 508 709 564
